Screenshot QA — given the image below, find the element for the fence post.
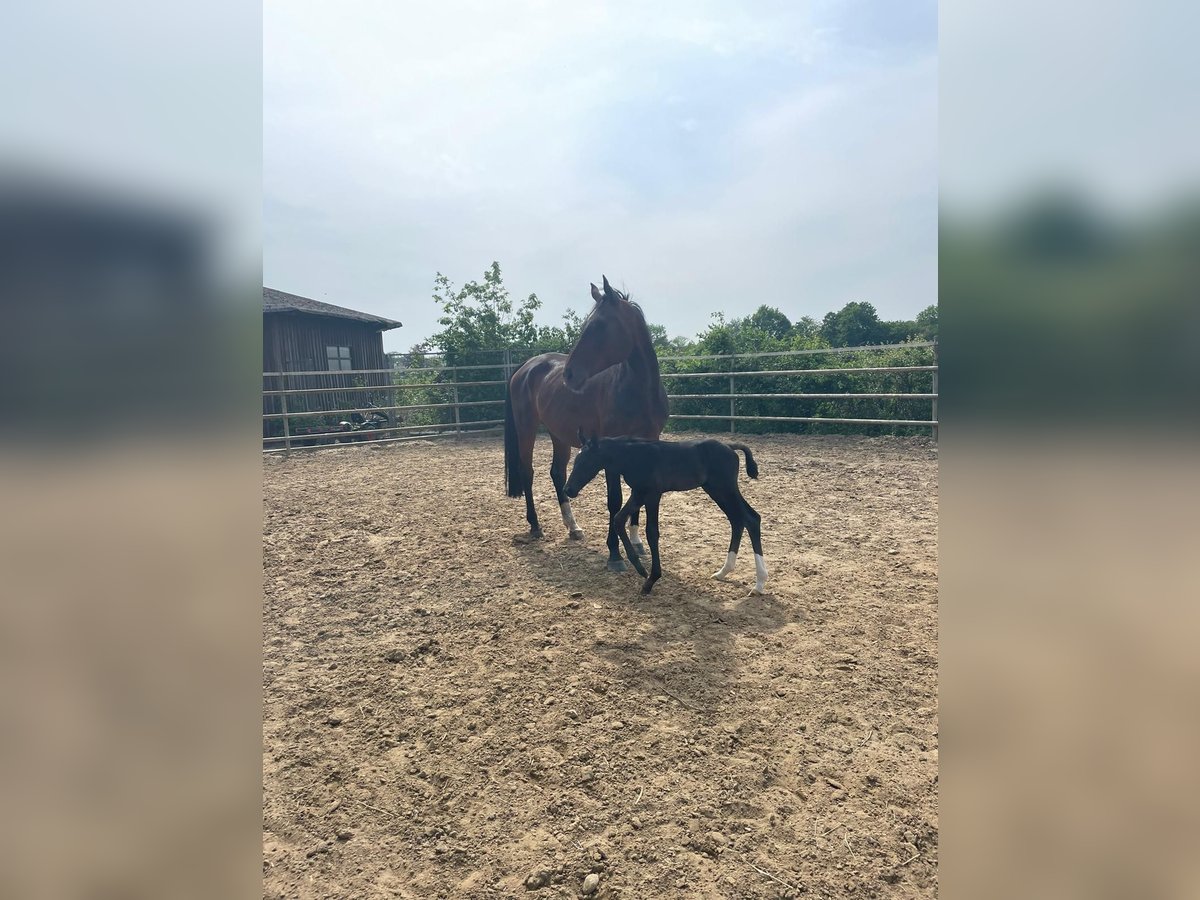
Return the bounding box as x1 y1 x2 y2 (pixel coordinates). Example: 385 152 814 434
729 353 736 434
280 386 292 453
931 340 939 443
503 348 512 426
452 366 461 438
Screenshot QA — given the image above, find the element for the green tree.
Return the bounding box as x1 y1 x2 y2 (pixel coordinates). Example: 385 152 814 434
820 301 885 347
743 305 792 340
877 318 919 343
560 308 584 347
791 315 819 340
695 311 736 355
648 322 680 352
528 308 588 354
429 262 540 363
915 304 938 339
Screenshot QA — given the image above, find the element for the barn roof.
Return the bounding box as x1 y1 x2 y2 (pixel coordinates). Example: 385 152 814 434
263 287 402 330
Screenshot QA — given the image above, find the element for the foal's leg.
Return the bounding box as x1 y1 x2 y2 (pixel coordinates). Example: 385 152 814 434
627 505 649 558
704 485 744 580
741 496 768 593
612 494 648 578
604 468 627 572
640 495 663 594
550 437 584 540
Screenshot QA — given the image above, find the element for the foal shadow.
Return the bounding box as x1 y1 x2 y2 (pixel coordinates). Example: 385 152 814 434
512 534 799 715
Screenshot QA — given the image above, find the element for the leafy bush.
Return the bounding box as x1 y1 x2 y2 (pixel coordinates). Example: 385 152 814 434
400 263 938 436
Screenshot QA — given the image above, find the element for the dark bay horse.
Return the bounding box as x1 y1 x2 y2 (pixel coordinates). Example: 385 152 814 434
503 276 669 570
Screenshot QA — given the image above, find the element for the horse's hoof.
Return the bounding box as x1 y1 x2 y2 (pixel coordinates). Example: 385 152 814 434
607 559 627 573
641 581 655 595
569 529 585 541
633 544 650 559
712 570 730 581
530 528 543 541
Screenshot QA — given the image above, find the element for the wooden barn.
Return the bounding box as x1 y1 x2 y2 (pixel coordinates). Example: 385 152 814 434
263 287 402 441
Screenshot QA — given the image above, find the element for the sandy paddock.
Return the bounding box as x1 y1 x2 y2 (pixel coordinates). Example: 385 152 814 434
263 432 938 899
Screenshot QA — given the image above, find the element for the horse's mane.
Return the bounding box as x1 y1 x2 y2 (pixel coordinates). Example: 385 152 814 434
583 287 649 334
578 285 663 395
616 291 647 324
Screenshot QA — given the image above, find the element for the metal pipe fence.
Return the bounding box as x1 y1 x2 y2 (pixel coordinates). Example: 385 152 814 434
263 342 937 453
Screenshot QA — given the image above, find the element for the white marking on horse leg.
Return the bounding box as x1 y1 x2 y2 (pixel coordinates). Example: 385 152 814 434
712 551 737 580
752 553 769 594
561 500 584 539
628 521 646 555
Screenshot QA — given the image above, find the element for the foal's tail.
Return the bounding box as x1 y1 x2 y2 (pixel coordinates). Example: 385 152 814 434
729 443 759 479
504 391 524 497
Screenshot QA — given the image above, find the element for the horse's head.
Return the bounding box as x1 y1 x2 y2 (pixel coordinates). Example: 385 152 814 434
563 275 643 393
565 430 605 497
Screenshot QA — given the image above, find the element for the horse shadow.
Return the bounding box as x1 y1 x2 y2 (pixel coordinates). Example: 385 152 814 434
511 533 802 717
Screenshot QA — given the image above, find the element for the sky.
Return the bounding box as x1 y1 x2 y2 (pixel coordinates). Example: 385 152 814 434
264 0 937 352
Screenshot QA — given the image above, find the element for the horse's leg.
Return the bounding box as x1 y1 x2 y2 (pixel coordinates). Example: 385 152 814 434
521 427 541 540
704 484 744 581
740 495 768 593
550 436 584 540
613 494 647 577
604 468 627 572
640 494 663 594
627 505 649 558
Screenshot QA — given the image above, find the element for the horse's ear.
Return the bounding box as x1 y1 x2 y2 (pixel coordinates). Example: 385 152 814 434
578 427 587 445
601 275 616 300
590 282 603 303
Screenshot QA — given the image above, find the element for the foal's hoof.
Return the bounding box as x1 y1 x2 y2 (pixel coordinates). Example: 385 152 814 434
606 559 627 573
632 543 650 559
568 528 585 541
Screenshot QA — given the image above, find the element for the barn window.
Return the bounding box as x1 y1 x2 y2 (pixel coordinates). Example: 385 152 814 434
326 346 352 371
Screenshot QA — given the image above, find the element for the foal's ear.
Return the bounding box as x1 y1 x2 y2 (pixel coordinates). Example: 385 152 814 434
590 282 603 303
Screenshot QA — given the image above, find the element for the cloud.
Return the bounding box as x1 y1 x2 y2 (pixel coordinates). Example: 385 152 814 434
264 0 936 348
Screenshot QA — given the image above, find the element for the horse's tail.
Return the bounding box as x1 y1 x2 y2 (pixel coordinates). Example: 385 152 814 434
729 442 759 479
504 389 524 497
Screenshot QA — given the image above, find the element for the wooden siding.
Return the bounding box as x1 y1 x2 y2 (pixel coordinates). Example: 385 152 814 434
263 313 395 435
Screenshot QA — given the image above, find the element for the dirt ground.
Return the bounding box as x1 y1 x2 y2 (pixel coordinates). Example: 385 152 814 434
263 433 938 899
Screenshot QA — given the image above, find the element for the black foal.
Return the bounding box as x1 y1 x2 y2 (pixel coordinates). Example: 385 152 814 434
564 432 767 595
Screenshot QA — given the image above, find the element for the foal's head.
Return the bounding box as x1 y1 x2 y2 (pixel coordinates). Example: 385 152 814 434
565 431 606 498
563 275 648 393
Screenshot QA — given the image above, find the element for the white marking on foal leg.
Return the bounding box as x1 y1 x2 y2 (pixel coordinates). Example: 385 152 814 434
712 551 737 580
628 521 646 555
560 501 584 539
752 553 769 594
